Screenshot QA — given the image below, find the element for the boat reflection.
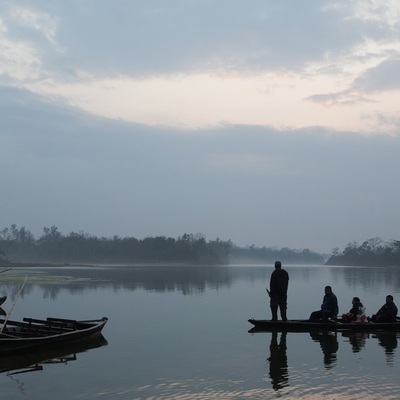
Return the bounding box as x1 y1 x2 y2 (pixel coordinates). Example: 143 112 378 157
309 331 338 369
267 331 288 391
0 334 108 375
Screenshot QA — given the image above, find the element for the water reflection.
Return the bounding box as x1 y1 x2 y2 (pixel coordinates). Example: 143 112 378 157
374 332 398 364
341 331 367 353
331 265 400 291
4 264 400 302
2 264 400 399
267 331 288 390
309 331 338 369
3 265 271 299
341 331 398 364
260 328 400 391
0 334 108 375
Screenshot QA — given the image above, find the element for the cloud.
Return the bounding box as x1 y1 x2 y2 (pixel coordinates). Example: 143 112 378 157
304 55 400 134
353 58 400 92
0 24 42 81
9 5 58 45
2 87 400 253
1 1 400 133
0 1 393 77
308 56 400 102
1 1 400 254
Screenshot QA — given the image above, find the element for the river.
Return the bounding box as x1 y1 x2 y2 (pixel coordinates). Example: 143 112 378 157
0 264 399 399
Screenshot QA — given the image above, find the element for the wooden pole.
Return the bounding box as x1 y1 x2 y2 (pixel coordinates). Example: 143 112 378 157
0 268 12 274
0 276 28 334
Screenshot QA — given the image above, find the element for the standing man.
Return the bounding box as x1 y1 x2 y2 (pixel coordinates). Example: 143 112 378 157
269 261 289 321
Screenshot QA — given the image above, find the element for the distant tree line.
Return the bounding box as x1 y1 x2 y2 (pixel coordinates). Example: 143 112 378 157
0 249 9 264
229 245 324 264
326 237 400 266
0 224 324 266
0 225 233 265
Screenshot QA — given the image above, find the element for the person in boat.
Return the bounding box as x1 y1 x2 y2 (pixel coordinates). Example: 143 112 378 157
309 286 339 322
341 297 364 323
269 261 289 321
369 295 398 323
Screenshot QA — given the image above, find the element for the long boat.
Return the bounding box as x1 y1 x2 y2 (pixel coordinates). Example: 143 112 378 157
0 317 108 354
248 317 400 332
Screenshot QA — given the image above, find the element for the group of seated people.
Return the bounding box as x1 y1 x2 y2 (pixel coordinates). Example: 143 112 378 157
309 286 398 323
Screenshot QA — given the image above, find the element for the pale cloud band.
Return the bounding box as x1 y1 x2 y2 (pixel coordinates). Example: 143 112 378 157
1 1 400 134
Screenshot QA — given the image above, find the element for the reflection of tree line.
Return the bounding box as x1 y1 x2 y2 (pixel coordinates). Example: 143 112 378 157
330 266 400 292
1 265 271 300
263 330 399 391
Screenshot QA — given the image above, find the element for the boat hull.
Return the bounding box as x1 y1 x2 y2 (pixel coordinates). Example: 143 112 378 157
0 317 108 354
248 318 400 332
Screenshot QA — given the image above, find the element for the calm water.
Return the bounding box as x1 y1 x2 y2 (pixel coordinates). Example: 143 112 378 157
1 264 400 399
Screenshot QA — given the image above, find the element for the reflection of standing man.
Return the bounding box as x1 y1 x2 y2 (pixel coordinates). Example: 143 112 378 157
269 261 289 321
268 331 288 390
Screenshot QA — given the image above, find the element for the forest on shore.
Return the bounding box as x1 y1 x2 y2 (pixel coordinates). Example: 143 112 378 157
0 224 324 266
326 237 400 266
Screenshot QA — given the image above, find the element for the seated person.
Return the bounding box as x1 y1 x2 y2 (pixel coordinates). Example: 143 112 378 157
309 286 339 322
342 297 364 323
370 295 398 323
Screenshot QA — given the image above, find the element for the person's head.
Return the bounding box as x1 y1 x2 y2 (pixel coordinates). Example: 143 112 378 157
324 286 332 294
386 295 394 303
274 261 282 269
352 296 360 304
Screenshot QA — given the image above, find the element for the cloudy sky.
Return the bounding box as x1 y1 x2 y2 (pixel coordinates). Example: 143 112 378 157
1 1 400 254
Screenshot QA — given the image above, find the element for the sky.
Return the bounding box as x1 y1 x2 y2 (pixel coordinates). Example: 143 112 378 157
1 1 400 254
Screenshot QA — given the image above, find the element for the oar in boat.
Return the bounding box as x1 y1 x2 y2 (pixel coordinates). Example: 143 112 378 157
328 317 342 324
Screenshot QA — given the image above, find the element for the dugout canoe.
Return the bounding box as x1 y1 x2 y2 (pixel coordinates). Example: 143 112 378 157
0 317 108 354
248 318 400 332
